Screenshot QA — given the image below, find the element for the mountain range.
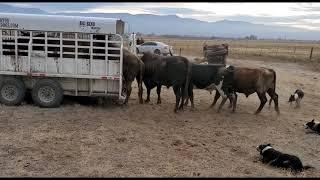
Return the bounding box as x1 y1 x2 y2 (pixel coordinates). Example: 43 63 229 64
1 4 320 40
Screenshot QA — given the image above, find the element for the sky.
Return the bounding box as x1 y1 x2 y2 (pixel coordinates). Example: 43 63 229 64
6 3 320 31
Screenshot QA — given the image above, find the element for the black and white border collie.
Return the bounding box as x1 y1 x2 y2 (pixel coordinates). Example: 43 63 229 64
288 89 304 108
256 143 313 172
304 119 320 134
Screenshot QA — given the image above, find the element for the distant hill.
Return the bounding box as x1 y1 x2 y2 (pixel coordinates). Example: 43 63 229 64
0 4 47 14
1 4 320 40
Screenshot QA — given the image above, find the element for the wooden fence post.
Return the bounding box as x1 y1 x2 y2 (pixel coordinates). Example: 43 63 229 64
179 48 182 56
309 47 313 60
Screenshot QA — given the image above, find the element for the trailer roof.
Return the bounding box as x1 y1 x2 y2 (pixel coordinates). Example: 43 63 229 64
0 13 124 34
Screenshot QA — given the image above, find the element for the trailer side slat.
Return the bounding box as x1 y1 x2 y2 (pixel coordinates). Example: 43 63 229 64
60 32 63 74
89 34 93 96
45 32 48 72
0 30 2 70
15 31 18 68
75 32 78 96
105 34 108 94
0 71 120 80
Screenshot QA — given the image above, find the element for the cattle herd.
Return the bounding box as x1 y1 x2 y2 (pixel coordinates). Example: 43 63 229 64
122 44 279 115
121 43 319 173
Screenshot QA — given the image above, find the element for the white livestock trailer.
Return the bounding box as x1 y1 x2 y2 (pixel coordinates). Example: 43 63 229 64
0 13 127 107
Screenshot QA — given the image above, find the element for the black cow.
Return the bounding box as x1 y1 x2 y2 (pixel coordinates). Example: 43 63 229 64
140 52 192 112
185 64 236 112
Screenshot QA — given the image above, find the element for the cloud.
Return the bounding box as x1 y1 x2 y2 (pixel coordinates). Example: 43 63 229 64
5 3 32 8
4 3 320 31
85 7 156 15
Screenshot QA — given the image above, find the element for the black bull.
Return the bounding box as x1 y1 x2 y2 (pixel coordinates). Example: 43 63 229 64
185 64 236 112
140 52 192 112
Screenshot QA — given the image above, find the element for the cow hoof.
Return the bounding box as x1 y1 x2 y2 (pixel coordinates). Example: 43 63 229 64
144 99 150 103
157 100 161 104
139 100 144 104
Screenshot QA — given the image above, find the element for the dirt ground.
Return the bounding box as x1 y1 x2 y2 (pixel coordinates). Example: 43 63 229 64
0 57 319 177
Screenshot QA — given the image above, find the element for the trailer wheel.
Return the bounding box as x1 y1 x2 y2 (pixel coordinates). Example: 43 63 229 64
32 79 63 108
0 77 26 106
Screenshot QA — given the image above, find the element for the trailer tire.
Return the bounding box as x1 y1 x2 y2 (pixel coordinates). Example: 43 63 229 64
0 77 26 106
32 79 63 108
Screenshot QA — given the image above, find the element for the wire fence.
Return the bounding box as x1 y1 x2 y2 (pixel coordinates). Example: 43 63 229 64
144 37 320 62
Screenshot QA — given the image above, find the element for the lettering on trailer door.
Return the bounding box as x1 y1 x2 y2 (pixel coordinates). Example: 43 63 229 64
79 20 101 33
0 17 19 29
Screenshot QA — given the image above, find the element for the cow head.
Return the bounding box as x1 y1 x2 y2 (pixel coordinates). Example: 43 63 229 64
218 65 235 81
122 78 128 96
213 66 235 99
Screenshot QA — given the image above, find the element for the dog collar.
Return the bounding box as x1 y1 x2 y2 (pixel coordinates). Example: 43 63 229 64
262 146 273 154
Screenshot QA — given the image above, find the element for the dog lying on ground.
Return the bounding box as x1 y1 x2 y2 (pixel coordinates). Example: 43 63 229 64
256 143 314 172
304 119 320 134
289 89 304 108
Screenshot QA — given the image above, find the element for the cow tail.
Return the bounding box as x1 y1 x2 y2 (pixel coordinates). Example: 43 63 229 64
139 61 145 92
184 59 192 99
272 69 276 91
140 61 144 86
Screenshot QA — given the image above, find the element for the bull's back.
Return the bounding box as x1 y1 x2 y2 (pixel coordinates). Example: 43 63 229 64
233 68 262 94
233 67 276 94
163 57 190 84
142 55 190 86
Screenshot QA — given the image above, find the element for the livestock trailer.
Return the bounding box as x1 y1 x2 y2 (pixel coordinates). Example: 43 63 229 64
0 13 127 107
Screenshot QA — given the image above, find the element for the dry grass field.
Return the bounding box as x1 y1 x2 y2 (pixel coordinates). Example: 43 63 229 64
0 38 320 177
145 36 320 63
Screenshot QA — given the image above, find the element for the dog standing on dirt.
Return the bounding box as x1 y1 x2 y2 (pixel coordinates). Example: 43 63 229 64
304 119 320 134
288 89 304 108
256 143 314 172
